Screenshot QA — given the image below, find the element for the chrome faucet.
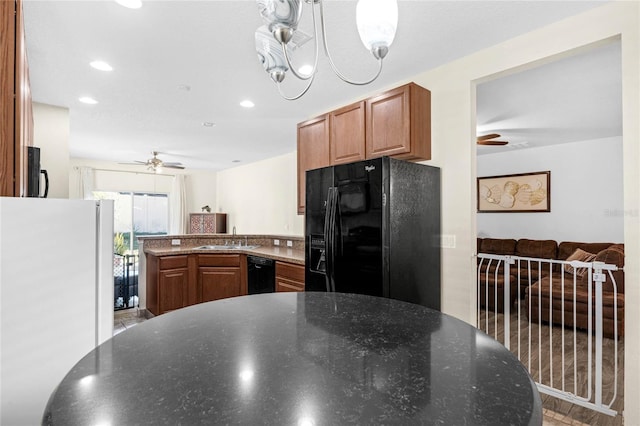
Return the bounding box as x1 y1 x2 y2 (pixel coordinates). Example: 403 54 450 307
232 226 236 236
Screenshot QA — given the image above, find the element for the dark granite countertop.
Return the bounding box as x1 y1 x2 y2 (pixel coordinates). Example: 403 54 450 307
43 293 542 425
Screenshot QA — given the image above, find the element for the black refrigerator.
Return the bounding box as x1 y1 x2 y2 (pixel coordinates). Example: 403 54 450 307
305 156 441 311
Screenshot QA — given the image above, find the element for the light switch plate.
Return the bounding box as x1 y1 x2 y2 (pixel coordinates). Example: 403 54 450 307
286 240 293 247
171 239 181 246
273 239 280 246
441 235 456 248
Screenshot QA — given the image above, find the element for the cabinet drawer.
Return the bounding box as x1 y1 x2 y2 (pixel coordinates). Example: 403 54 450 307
159 255 188 270
275 261 305 282
198 254 240 267
276 276 305 292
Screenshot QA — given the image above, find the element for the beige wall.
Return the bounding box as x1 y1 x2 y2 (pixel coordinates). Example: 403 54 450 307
33 102 69 198
216 152 304 236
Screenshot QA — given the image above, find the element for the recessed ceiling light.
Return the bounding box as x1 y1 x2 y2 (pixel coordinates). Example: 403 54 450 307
202 122 216 127
232 160 241 163
89 60 113 71
79 96 98 105
115 0 142 9
298 64 313 76
240 100 255 108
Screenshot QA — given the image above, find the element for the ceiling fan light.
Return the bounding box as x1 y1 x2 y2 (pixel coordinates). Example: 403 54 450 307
256 0 302 39
356 0 398 53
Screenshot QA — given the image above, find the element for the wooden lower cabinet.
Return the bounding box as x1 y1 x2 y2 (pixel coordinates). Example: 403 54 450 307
200 267 241 302
147 255 195 315
147 253 246 316
159 268 189 313
275 261 305 292
148 254 305 314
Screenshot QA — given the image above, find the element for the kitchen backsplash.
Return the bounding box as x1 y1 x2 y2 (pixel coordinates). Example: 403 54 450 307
139 234 304 251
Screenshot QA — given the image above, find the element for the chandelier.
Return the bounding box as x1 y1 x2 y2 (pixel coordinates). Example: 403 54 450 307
255 0 398 100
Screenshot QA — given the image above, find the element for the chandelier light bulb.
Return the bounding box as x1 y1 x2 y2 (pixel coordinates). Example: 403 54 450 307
254 0 397 100
356 0 398 53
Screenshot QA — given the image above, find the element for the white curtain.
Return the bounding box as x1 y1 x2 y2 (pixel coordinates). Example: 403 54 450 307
169 175 187 234
76 167 95 199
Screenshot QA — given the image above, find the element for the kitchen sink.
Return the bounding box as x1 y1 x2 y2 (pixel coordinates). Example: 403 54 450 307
193 245 260 250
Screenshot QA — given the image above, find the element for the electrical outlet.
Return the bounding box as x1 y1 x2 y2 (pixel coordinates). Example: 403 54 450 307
273 239 280 246
286 240 293 247
171 239 181 246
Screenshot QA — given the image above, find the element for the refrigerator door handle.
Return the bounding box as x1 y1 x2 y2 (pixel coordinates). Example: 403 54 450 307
323 187 334 292
325 187 339 293
329 187 338 292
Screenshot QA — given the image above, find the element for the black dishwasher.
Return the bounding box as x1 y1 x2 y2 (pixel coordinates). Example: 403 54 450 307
247 256 275 294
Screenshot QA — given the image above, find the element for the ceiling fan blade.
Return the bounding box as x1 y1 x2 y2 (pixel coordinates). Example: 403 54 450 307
163 164 185 169
477 133 501 142
118 161 148 165
162 162 184 167
478 140 509 146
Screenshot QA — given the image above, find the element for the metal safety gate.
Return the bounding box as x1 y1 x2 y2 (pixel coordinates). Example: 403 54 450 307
114 253 139 310
477 253 621 417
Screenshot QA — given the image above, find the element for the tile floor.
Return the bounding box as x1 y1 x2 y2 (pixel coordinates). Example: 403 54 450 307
112 308 592 425
113 308 148 336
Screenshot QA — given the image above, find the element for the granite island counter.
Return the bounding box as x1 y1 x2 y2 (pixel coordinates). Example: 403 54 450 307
43 292 542 425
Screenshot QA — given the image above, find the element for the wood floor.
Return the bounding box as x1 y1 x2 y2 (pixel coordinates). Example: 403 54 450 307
479 304 624 426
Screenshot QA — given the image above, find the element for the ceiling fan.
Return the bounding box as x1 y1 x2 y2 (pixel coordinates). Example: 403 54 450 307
130 151 185 172
477 133 509 146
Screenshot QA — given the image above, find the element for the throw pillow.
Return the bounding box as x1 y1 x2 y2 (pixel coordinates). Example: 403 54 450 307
564 248 596 277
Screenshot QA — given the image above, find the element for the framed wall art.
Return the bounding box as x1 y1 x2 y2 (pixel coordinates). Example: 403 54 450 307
477 171 550 213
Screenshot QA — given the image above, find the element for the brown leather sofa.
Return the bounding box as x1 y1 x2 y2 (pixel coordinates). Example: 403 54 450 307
477 238 558 310
477 238 625 338
526 243 624 338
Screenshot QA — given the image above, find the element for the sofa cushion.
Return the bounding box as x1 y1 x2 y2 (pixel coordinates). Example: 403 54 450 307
515 239 557 259
479 238 517 255
581 244 625 294
557 241 614 261
563 248 596 277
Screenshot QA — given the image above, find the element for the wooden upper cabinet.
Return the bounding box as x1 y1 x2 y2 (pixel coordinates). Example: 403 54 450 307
0 0 32 197
297 114 330 214
329 101 365 165
366 83 431 161
0 0 17 196
296 82 431 215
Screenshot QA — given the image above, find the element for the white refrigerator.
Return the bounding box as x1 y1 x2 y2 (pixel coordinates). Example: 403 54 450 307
0 197 114 425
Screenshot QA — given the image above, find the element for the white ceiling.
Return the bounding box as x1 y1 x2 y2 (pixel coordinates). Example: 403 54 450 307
476 40 621 154
23 0 617 171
